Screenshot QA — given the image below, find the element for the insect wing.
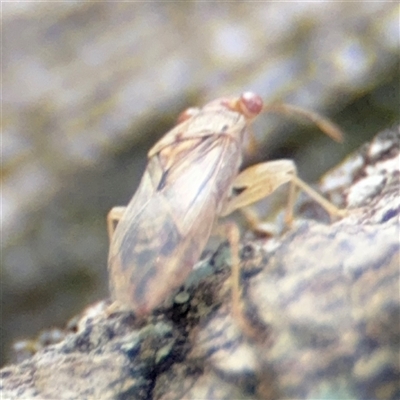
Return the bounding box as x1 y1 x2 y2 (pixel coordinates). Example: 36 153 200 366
108 135 240 315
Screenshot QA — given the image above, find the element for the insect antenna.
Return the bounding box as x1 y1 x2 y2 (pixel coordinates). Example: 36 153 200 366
262 103 344 143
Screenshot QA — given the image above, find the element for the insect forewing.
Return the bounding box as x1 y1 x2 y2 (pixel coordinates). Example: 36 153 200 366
108 109 246 316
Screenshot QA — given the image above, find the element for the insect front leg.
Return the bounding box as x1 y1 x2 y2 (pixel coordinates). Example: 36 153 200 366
215 221 274 340
220 159 346 227
107 206 126 240
213 222 261 339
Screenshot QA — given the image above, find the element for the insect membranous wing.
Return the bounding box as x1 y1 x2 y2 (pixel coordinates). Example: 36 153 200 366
108 134 242 313
156 169 169 191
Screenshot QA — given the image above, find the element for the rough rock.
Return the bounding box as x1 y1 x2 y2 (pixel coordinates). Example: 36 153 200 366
3 3 399 365
1 127 399 399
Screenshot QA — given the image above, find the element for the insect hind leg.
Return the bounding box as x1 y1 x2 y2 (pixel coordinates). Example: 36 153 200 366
286 173 347 225
214 223 253 335
220 159 345 227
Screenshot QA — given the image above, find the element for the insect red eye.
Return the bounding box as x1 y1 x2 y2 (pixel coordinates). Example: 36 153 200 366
239 92 263 118
177 107 200 124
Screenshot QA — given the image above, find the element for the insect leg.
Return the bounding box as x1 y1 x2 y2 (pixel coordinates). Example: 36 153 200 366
285 173 347 225
214 223 249 326
220 159 346 226
215 222 267 339
107 206 126 240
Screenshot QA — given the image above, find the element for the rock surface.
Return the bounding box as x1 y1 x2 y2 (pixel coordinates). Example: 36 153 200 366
1 126 399 399
3 3 399 366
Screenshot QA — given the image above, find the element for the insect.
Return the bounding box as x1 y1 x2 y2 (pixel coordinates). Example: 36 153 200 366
107 92 345 318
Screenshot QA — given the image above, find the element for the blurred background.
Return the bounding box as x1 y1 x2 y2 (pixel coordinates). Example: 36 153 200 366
2 2 399 366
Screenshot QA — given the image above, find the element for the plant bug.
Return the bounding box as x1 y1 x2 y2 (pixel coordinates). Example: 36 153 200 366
107 92 345 319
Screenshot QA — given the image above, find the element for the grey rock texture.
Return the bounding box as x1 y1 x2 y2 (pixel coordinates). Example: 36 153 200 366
3 2 399 366
1 126 399 399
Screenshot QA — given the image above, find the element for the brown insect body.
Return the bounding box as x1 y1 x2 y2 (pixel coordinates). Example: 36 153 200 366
108 97 252 316
108 92 343 317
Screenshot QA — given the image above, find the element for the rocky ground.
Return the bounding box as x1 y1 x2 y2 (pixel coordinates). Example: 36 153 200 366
1 124 399 399
3 3 399 367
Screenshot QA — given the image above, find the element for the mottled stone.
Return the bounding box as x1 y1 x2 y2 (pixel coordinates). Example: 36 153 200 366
3 3 399 368
1 126 399 399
